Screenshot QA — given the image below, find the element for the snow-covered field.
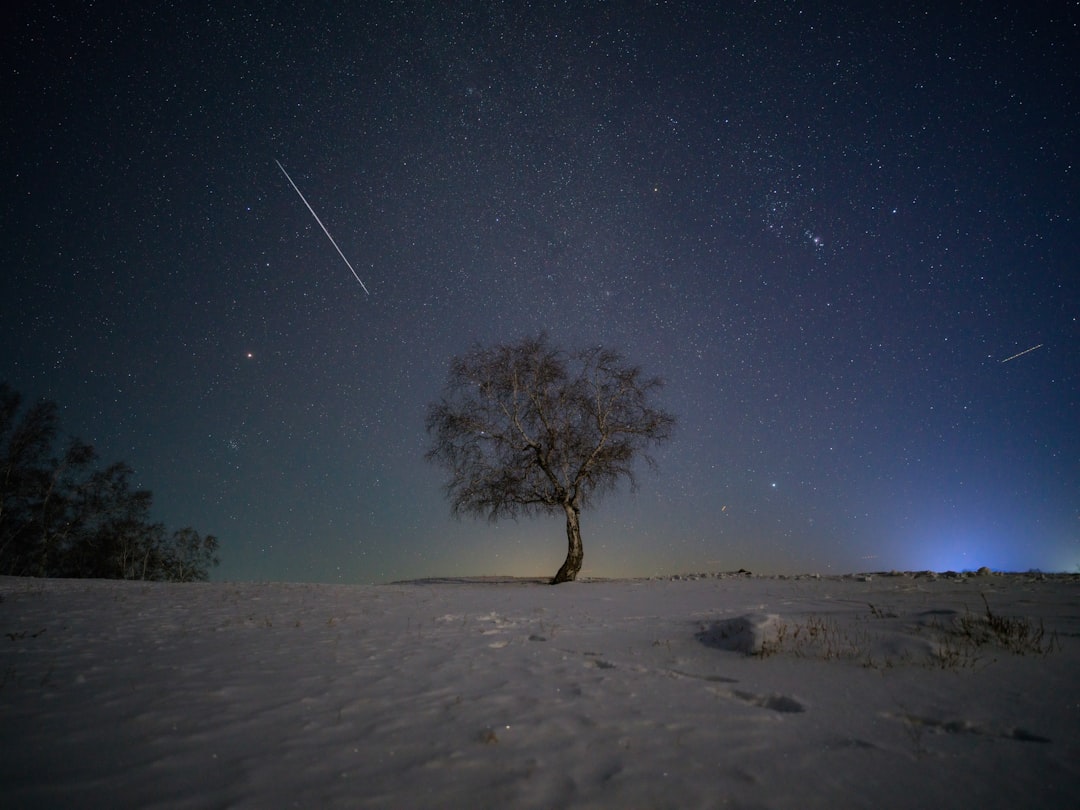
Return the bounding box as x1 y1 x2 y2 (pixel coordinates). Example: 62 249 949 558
2 571 1078 809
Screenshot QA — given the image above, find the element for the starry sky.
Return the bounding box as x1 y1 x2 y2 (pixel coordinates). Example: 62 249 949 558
3 1 1077 583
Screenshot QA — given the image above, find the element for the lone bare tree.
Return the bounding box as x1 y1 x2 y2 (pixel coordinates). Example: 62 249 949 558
425 334 675 583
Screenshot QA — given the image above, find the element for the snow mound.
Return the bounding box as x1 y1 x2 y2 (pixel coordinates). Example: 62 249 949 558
696 612 783 654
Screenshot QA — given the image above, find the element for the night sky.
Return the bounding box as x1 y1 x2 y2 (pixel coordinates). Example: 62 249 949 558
3 2 1077 583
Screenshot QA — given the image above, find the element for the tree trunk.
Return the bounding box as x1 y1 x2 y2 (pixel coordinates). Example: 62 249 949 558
551 502 584 584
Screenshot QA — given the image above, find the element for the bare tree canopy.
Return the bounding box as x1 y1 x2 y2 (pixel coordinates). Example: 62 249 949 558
425 334 675 583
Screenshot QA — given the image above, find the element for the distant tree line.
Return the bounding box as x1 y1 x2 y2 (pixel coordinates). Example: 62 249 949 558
0 383 219 581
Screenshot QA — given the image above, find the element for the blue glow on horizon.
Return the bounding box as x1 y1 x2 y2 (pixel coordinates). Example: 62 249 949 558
896 521 1047 573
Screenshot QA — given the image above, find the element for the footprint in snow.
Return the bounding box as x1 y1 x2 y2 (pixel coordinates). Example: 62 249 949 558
730 690 806 713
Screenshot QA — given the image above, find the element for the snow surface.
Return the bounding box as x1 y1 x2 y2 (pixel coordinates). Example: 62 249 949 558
2 572 1078 809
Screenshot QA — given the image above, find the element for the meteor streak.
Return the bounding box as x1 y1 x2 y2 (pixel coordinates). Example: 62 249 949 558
275 159 370 295
999 343 1044 364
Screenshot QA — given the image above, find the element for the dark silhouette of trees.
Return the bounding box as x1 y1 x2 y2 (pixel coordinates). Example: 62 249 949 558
425 334 675 583
0 383 219 581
